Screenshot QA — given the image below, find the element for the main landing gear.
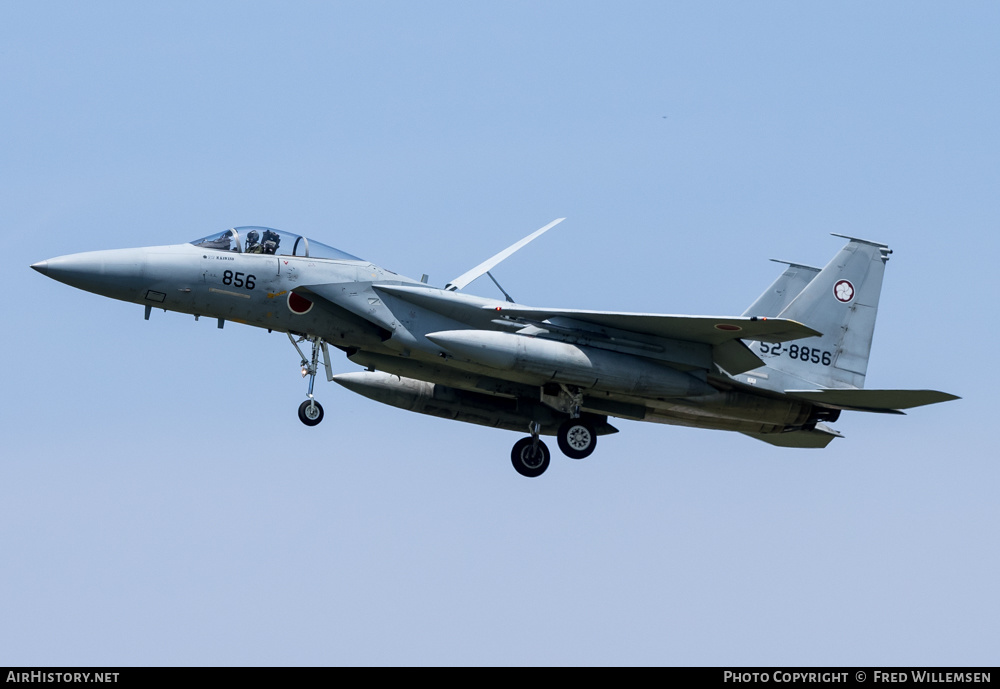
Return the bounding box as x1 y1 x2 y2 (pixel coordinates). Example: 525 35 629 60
510 417 599 478
557 417 597 459
289 333 332 427
511 423 551 478
510 385 599 477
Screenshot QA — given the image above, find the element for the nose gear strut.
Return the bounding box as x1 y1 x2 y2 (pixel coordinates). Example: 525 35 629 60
288 333 333 426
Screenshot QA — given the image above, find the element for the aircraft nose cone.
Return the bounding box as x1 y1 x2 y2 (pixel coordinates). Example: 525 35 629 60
31 249 148 301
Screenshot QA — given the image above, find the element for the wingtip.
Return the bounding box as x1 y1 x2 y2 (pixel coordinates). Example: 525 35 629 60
780 318 824 339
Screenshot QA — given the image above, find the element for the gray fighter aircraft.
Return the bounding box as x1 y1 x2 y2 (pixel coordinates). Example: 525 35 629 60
31 220 957 477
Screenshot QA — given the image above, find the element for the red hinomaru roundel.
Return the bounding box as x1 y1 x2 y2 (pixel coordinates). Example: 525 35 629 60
288 291 314 315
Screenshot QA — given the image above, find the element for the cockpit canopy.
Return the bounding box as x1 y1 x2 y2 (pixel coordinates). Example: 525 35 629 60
190 227 362 261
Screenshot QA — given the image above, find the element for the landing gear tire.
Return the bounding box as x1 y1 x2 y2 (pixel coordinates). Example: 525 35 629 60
298 399 324 426
511 437 551 478
557 419 597 459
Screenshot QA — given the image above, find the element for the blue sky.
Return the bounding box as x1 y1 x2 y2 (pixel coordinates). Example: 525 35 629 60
2 1 997 665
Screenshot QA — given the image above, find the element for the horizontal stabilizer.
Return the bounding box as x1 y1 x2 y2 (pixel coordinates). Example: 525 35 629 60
743 423 843 448
785 388 960 413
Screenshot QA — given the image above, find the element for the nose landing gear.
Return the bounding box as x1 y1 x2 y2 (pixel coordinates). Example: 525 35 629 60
288 333 333 427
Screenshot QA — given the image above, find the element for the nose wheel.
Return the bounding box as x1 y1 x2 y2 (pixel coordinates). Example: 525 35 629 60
298 399 324 426
288 333 333 427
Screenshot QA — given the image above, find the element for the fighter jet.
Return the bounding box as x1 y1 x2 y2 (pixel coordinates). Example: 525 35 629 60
31 220 958 477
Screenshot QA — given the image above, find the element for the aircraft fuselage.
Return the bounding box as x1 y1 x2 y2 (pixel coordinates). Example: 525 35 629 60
33 225 958 476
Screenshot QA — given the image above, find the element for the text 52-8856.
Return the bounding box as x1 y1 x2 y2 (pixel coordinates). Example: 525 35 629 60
759 342 833 366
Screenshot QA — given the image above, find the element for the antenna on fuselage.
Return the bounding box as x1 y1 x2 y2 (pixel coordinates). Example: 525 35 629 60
486 271 515 303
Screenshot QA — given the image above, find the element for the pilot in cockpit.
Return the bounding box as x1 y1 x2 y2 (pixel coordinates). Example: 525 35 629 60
245 229 264 254
261 229 281 255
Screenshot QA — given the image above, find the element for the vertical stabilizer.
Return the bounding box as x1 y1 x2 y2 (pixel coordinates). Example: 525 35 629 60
748 236 892 390
742 260 821 318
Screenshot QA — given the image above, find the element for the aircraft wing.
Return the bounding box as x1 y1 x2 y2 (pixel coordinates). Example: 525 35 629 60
374 284 820 375
374 284 821 345
488 305 822 345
